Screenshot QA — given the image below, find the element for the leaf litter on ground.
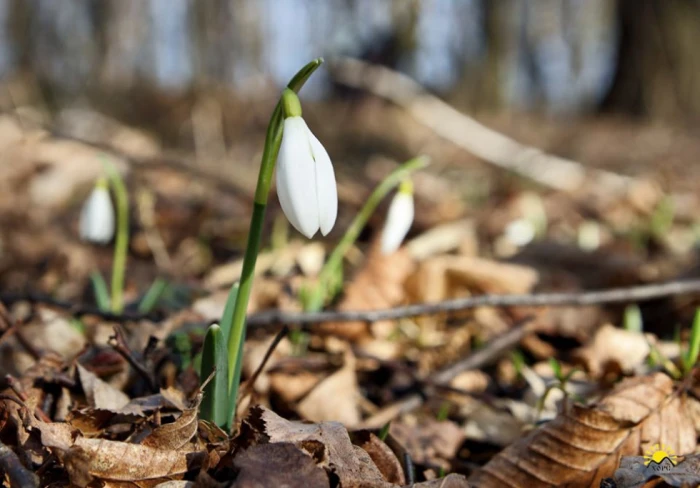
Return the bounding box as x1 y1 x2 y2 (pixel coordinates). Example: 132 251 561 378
3 97 700 486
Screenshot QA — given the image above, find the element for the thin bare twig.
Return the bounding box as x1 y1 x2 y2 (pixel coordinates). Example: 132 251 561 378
108 325 157 392
236 326 290 409
246 278 700 326
4 279 700 327
3 376 52 423
360 318 535 429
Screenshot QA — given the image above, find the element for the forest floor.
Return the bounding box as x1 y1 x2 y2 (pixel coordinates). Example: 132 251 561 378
2 76 700 487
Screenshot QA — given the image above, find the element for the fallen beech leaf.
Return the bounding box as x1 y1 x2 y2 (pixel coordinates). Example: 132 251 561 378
244 405 395 488
297 347 361 426
77 364 130 411
573 324 650 377
406 255 539 306
28 416 205 483
142 393 202 450
468 373 696 487
390 418 465 470
351 431 406 485
233 442 329 488
319 242 416 341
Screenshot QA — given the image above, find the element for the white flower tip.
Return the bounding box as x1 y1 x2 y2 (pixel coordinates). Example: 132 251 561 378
80 185 115 244
381 192 414 255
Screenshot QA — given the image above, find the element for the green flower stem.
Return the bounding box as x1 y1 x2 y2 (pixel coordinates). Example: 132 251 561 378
225 58 324 427
305 156 429 312
105 163 129 314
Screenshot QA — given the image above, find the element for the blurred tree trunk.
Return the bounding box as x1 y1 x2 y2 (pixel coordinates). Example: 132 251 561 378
602 0 700 121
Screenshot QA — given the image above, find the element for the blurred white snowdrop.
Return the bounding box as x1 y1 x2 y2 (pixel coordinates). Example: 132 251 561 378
80 177 114 244
381 179 414 254
504 218 536 247
276 89 337 239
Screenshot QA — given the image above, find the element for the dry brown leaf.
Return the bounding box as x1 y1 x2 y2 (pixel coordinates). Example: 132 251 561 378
319 242 416 341
243 405 396 488
390 418 466 470
467 373 696 488
27 415 205 485
77 364 130 411
232 442 329 488
297 347 361 426
141 393 202 450
573 324 650 377
351 431 406 485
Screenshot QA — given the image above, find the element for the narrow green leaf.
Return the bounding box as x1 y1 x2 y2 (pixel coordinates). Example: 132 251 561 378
90 271 111 311
219 282 239 345
378 421 391 442
548 357 563 382
200 324 229 427
623 304 643 333
138 278 168 313
683 309 700 375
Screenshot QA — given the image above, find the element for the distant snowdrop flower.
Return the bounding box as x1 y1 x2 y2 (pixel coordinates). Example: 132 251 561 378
504 218 536 247
381 180 414 254
80 177 115 244
276 89 337 238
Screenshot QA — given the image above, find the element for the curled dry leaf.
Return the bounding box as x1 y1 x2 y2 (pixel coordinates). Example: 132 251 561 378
468 373 696 488
390 418 466 470
573 324 650 377
25 413 205 485
77 364 130 411
351 431 406 485
405 255 539 305
141 393 202 450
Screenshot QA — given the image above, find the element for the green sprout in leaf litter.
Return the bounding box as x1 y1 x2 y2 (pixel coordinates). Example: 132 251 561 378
302 156 428 313
682 308 700 375
623 304 643 333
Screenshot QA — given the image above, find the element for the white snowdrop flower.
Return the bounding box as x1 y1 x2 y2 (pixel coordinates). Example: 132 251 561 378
381 180 414 255
504 218 535 247
80 178 115 244
276 89 337 239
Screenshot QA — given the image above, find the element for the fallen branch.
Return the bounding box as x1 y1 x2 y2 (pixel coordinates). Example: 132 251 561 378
331 56 631 196
247 278 700 326
3 279 700 327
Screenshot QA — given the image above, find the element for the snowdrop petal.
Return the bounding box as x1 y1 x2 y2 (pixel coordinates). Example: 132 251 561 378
307 127 337 236
80 185 115 244
381 192 414 254
276 117 320 238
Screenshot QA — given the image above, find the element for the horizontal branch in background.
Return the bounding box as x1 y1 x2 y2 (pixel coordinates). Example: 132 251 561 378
331 56 631 196
246 278 700 326
2 279 700 327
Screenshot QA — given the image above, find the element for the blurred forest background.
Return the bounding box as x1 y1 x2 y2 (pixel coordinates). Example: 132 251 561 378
2 0 700 125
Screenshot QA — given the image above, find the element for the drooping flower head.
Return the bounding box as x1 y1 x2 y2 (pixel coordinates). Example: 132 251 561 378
276 89 337 239
80 177 115 244
381 179 414 254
